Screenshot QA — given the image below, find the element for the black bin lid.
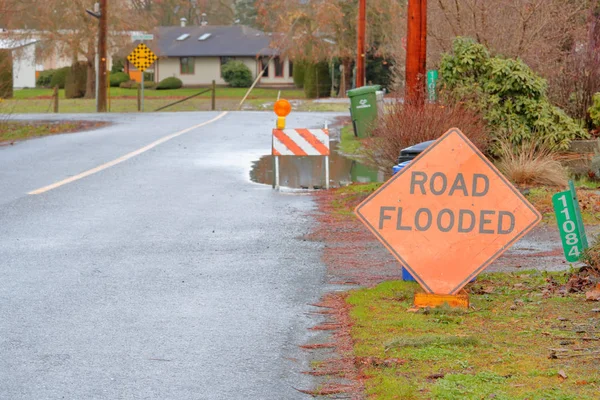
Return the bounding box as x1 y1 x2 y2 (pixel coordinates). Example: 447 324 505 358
400 140 436 157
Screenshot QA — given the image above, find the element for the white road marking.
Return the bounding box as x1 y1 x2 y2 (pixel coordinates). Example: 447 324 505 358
29 112 229 195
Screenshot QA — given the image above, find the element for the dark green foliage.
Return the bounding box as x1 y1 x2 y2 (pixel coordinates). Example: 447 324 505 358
304 62 331 99
111 57 125 73
49 67 70 89
0 50 13 99
110 72 130 87
65 62 87 99
221 61 252 88
156 77 182 90
588 93 600 129
292 60 306 89
440 37 588 151
366 55 393 90
36 70 54 87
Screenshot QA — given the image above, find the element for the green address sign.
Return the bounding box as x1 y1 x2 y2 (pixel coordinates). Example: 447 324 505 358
552 182 588 262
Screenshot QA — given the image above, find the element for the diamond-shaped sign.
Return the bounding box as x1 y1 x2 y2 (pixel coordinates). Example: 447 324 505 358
127 43 157 72
355 128 541 294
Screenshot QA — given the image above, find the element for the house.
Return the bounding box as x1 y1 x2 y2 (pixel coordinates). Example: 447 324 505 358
0 37 38 89
130 24 294 87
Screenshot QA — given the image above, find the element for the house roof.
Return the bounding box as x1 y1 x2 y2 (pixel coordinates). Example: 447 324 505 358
0 37 38 50
152 25 279 58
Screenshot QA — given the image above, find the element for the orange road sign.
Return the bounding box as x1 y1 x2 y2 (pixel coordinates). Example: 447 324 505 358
127 43 157 72
355 128 541 294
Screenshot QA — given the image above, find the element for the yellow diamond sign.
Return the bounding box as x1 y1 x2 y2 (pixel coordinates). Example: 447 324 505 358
127 43 157 72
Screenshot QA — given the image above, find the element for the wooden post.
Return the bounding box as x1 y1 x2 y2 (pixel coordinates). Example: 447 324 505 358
53 85 59 113
211 80 216 111
97 0 108 112
406 0 426 107
356 0 366 88
137 84 141 112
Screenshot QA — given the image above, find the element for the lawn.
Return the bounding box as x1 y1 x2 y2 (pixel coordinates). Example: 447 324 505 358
0 87 350 113
346 272 600 400
0 120 108 143
11 87 307 100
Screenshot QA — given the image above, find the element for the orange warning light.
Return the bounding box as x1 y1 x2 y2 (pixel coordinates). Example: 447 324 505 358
274 99 292 117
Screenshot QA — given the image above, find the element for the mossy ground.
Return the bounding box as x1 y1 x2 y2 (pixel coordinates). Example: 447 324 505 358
347 272 600 399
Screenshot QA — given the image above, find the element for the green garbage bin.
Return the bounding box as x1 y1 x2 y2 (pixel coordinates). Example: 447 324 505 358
348 85 381 138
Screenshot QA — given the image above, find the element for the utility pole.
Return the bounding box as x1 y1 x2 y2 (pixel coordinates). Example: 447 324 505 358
98 0 108 112
356 0 366 88
405 0 427 107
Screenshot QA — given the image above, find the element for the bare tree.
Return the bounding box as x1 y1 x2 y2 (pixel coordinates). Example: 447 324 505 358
256 0 405 91
130 0 235 26
5 0 153 98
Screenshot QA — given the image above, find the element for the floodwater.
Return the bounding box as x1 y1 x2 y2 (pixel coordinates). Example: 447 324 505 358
250 143 385 189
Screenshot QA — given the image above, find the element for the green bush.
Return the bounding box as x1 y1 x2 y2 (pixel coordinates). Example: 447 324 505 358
292 60 306 89
366 56 393 90
156 76 183 90
304 62 331 99
36 70 54 88
221 61 252 88
588 93 600 129
110 72 130 87
49 66 70 89
119 80 156 89
65 62 87 99
0 50 13 99
439 37 588 152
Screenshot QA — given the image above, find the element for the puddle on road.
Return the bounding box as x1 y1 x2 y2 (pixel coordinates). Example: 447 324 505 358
250 142 385 189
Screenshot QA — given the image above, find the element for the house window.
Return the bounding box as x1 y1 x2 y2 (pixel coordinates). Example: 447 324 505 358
220 56 236 77
274 57 284 78
260 57 270 77
180 57 194 74
289 61 293 77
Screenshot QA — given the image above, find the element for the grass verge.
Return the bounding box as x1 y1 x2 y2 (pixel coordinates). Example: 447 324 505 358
347 272 600 399
0 120 106 143
331 183 382 216
1 96 349 114
338 125 362 156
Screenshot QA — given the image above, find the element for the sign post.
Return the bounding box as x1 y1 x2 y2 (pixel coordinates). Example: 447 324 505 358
553 181 588 262
127 41 157 112
427 70 438 103
355 128 541 306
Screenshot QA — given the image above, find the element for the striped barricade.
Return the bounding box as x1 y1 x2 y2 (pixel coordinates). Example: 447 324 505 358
272 129 330 156
271 128 330 190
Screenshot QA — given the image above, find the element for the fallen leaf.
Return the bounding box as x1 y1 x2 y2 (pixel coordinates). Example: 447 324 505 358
558 370 568 379
585 285 600 301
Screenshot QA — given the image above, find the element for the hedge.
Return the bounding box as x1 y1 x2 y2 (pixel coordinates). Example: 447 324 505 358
0 50 13 98
156 76 183 90
304 62 331 99
292 60 306 89
110 72 130 87
49 67 70 89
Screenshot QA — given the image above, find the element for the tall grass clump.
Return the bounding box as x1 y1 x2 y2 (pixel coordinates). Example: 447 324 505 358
495 141 569 187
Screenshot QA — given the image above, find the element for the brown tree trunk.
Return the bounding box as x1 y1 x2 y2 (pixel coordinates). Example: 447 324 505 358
85 58 95 99
342 58 353 95
85 36 96 99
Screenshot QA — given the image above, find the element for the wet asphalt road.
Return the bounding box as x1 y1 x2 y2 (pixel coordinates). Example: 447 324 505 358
0 112 340 399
